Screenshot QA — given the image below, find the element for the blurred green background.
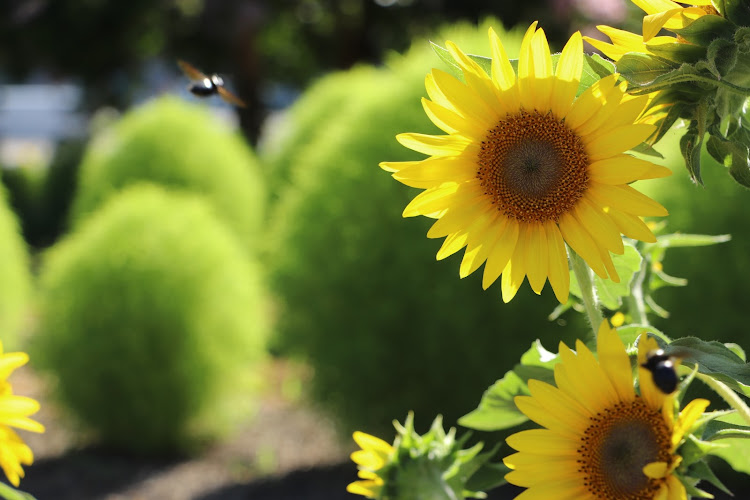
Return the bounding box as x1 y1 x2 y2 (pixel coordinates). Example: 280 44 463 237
1 0 748 498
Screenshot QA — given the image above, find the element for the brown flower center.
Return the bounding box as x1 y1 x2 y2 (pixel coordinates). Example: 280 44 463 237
578 398 673 499
476 110 589 223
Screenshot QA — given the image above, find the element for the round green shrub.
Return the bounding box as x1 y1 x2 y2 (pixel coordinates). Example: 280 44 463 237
0 187 32 349
637 130 750 345
71 96 265 251
264 21 589 438
35 184 269 453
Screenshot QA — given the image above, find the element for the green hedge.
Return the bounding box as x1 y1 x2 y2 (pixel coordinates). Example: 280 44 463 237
35 184 269 453
264 20 590 438
71 96 265 251
0 187 32 349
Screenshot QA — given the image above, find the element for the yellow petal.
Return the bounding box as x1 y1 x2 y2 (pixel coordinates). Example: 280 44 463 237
421 98 487 139
574 198 625 255
527 379 592 427
551 32 583 118
353 431 393 456
430 69 497 127
513 396 585 439
482 219 519 289
446 40 506 118
564 74 618 130
558 212 608 279
488 27 520 109
393 154 477 188
501 235 527 302
545 222 570 303
597 320 636 402
505 428 578 456
643 9 685 41
585 124 657 160
606 207 657 243
396 132 471 157
524 222 549 295
587 183 668 217
588 155 671 184
672 398 710 448
644 460 670 479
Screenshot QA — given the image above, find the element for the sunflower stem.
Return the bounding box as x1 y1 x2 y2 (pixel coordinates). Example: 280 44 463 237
695 372 750 426
570 249 603 340
626 257 649 326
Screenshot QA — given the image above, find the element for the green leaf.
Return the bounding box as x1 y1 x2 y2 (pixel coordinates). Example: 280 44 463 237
654 232 732 248
594 244 642 310
616 324 671 346
431 41 464 81
580 54 615 94
458 371 530 431
568 243 642 310
666 337 750 394
0 484 36 500
459 341 559 432
709 412 750 475
704 418 750 441
672 14 737 46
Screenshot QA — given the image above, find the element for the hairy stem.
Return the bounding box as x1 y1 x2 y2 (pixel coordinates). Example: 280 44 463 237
569 249 603 342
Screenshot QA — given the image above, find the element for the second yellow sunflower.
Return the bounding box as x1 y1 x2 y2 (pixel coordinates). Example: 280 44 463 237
382 23 670 303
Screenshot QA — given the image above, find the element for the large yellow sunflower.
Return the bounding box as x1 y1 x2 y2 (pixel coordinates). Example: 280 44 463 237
382 24 670 303
347 431 394 498
0 342 44 487
504 321 709 499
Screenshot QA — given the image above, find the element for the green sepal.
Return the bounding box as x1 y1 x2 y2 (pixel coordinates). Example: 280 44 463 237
721 0 750 26
679 434 729 468
672 14 737 46
385 413 500 500
459 341 559 432
679 474 719 499
617 53 678 87
706 135 750 188
705 38 738 78
680 125 705 184
646 41 707 63
686 459 734 497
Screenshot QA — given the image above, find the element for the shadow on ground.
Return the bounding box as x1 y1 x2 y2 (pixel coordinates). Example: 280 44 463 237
22 447 180 499
196 462 527 500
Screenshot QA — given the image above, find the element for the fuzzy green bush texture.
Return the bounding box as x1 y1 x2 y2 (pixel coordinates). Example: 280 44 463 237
71 96 265 252
0 187 32 350
35 184 269 453
264 20 589 439
637 130 750 345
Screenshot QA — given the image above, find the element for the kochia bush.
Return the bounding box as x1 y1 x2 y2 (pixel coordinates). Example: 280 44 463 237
71 96 265 252
35 185 269 453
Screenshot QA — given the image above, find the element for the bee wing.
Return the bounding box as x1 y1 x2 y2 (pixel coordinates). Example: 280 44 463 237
178 60 208 81
217 86 246 108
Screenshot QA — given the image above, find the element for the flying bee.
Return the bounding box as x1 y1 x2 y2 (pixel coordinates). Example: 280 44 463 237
642 349 679 394
177 60 246 108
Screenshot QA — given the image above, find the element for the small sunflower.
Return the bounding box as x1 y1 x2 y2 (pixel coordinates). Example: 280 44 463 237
347 431 394 498
382 23 670 303
504 321 709 499
0 342 45 487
